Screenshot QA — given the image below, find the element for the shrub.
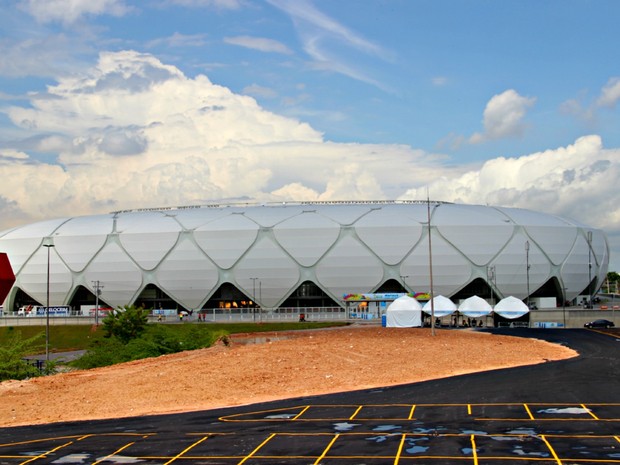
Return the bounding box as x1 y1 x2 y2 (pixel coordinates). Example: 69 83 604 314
102 305 149 343
0 330 45 381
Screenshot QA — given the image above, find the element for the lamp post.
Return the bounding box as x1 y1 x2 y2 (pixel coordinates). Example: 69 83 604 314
562 286 567 328
427 194 435 336
487 265 496 305
525 241 531 309
92 280 103 325
400 275 410 293
43 241 55 363
250 277 258 322
587 231 593 309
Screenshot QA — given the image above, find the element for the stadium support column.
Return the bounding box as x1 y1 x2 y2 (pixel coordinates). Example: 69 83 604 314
43 239 55 363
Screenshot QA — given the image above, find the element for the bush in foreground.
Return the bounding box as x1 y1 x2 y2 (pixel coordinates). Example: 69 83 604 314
72 321 229 369
0 329 46 381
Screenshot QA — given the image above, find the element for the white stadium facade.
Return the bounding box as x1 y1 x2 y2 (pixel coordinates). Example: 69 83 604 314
0 201 610 317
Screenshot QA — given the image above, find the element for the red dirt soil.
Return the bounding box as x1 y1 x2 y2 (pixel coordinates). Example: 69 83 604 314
0 325 577 427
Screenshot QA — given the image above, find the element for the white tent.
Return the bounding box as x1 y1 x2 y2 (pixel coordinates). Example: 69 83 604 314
386 295 422 327
422 295 457 317
458 295 493 318
494 296 530 319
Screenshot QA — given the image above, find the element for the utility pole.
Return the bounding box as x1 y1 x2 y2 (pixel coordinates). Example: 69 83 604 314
92 280 103 325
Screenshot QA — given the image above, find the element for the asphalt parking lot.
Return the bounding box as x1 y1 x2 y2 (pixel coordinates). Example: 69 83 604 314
1 328 619 464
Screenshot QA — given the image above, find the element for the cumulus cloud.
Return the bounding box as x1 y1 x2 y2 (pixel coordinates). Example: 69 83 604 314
224 36 293 54
0 50 618 267
401 135 620 232
19 0 131 24
0 50 451 225
470 89 536 144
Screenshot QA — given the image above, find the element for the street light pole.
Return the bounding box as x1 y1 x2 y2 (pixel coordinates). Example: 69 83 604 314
250 277 258 322
587 231 593 309
562 286 567 328
427 194 435 336
43 241 55 363
400 275 409 293
525 241 530 309
92 280 103 325
487 265 496 305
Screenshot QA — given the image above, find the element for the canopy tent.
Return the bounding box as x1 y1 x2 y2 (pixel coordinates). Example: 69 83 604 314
422 295 457 317
385 295 422 327
458 295 493 318
494 296 530 319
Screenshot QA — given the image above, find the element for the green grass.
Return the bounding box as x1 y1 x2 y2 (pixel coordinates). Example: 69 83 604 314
0 321 348 356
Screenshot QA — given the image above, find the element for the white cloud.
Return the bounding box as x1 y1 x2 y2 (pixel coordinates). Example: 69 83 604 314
147 32 208 49
470 89 536 144
19 0 131 24
0 51 617 269
401 135 620 234
224 36 293 54
242 84 278 99
596 77 620 108
267 0 394 90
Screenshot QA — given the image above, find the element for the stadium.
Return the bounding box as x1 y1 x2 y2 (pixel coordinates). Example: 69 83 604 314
0 201 609 318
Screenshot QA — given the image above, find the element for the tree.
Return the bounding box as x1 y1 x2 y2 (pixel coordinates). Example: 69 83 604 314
605 271 619 294
102 305 149 344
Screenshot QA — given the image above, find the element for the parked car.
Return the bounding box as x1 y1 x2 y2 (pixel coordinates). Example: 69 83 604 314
584 319 615 329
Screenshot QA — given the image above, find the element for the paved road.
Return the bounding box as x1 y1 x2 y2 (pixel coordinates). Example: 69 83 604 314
1 328 619 464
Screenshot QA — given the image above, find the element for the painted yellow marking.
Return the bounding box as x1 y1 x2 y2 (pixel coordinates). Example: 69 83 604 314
92 441 136 465
349 405 363 420
293 405 310 420
162 435 211 465
523 403 535 420
394 433 407 465
540 434 562 464
19 441 74 465
615 435 620 444
408 404 416 419
471 434 478 465
582 403 600 419
313 434 340 465
238 433 275 465
467 404 472 415
0 435 91 447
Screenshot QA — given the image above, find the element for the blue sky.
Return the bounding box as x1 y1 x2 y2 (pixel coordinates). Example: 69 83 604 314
0 0 619 270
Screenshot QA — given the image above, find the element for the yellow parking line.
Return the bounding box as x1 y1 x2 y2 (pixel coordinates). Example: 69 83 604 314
582 403 600 419
540 435 562 464
408 404 416 419
523 403 535 420
293 405 310 420
92 441 136 465
394 434 407 465
349 405 363 420
162 435 211 465
471 434 478 465
238 433 275 465
313 433 340 465
20 441 74 465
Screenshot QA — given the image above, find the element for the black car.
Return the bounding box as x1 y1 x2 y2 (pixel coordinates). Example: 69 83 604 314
584 319 615 329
